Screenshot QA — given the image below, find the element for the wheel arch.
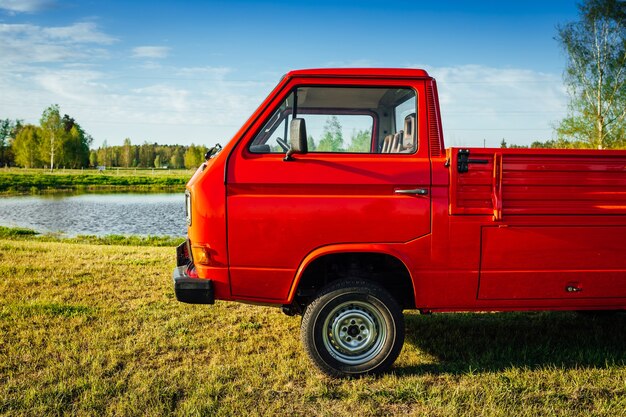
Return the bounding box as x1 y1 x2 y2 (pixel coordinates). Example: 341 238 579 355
287 244 416 310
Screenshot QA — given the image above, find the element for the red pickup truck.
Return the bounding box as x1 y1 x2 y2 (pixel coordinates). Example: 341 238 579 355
173 68 626 377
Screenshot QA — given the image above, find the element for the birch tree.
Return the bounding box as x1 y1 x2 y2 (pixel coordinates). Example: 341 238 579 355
556 0 626 149
40 104 63 170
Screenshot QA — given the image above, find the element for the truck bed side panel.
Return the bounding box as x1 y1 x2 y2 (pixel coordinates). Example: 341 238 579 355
448 148 626 301
480 225 626 299
449 148 626 217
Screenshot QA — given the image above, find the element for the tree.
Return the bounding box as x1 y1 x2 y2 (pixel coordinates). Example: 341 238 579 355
317 116 344 152
501 138 529 149
13 125 43 168
98 140 110 168
347 129 371 152
139 142 156 167
89 150 98 167
39 104 64 170
556 0 626 149
169 146 185 168
63 124 92 168
62 114 75 132
154 154 162 168
531 140 559 149
122 138 132 168
183 144 208 168
0 119 15 166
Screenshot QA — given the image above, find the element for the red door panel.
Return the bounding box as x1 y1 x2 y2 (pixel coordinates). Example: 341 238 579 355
226 154 431 300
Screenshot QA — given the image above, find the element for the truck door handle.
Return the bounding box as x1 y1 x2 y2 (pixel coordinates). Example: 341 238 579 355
395 188 428 196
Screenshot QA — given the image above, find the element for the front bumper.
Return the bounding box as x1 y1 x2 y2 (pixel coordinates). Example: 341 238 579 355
173 266 214 304
173 240 214 304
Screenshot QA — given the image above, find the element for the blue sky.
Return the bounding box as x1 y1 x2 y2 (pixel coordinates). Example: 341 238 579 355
0 0 580 148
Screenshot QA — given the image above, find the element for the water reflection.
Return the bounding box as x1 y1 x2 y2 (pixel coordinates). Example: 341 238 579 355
0 193 186 236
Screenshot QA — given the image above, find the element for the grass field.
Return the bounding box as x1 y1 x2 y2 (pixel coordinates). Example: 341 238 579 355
0 168 192 194
1 234 625 416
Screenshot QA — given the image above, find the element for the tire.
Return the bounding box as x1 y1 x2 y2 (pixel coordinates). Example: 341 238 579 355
300 279 405 378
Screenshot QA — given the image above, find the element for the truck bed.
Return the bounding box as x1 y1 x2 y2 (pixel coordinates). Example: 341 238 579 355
448 147 626 220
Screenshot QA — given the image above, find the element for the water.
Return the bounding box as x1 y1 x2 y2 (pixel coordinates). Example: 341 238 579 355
0 193 187 237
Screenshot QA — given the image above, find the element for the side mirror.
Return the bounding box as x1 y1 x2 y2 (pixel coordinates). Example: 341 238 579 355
204 143 222 161
284 118 308 161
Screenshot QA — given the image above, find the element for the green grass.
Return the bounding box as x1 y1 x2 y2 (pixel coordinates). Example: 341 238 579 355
1 237 625 416
0 226 37 237
0 168 193 194
0 226 185 247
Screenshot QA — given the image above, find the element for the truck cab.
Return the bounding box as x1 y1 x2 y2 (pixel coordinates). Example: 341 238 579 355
173 68 626 377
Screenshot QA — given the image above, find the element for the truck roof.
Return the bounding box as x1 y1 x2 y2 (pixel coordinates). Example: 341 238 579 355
285 68 430 79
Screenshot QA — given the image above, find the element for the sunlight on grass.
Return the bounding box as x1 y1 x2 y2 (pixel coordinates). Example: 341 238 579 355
0 237 625 416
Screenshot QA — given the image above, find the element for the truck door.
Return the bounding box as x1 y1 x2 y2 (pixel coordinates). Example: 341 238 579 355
225 82 431 301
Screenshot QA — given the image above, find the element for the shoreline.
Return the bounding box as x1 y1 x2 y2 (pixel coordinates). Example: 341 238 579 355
0 169 190 195
0 226 185 247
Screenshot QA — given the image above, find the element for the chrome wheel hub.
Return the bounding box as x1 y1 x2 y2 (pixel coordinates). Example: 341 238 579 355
322 300 386 365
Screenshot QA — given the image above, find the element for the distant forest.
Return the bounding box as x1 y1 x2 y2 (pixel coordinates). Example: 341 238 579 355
0 106 208 169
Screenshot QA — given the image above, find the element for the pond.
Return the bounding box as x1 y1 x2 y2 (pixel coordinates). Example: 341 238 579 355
0 193 187 237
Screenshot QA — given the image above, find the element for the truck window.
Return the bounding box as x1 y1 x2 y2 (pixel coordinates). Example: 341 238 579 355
249 86 416 154
395 96 415 133
301 113 373 153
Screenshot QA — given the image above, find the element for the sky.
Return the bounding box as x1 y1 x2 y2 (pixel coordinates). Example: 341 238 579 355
0 0 581 148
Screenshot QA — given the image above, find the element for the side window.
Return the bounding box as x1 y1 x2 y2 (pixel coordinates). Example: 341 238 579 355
250 93 294 153
249 86 416 154
395 96 415 134
302 114 373 153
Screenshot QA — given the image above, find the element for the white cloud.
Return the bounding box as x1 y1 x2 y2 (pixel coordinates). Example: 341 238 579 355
0 61 265 147
43 22 117 44
132 84 190 112
0 22 115 66
0 0 55 13
177 66 231 78
132 46 170 59
0 18 253 146
33 69 106 104
411 64 568 147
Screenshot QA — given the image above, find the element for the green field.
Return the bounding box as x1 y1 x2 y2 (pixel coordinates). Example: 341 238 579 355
1 232 625 416
0 168 193 194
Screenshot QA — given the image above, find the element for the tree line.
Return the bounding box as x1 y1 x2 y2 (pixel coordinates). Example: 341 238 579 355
89 140 208 170
0 105 209 169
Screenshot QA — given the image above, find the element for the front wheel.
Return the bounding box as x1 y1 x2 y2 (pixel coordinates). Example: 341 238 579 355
300 280 405 377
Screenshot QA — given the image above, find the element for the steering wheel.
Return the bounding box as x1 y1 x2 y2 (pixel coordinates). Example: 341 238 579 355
276 137 289 152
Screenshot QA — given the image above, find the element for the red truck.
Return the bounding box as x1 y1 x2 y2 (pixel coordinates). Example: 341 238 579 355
173 68 626 377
